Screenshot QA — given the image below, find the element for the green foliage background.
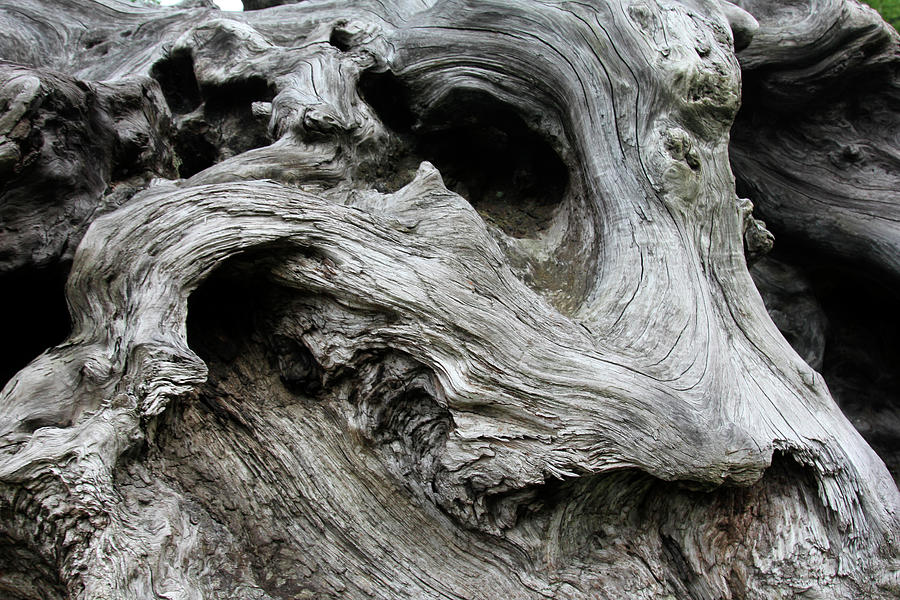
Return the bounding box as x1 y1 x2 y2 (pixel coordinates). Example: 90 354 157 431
865 0 900 28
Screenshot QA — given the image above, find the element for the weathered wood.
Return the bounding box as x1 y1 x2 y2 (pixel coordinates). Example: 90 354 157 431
730 0 900 487
0 1 898 598
732 0 900 280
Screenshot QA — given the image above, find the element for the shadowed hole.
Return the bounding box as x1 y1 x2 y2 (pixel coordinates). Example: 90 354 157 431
0 266 71 388
358 70 416 133
753 247 900 485
173 123 218 178
416 88 569 237
150 50 202 115
153 51 274 178
328 28 354 52
187 255 270 368
186 248 323 399
815 267 900 484
200 76 275 165
359 71 568 238
202 76 275 116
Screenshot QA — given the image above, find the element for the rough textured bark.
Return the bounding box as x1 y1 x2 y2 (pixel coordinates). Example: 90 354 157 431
0 1 898 599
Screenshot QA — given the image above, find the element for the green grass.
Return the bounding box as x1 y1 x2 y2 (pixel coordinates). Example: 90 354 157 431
864 0 900 29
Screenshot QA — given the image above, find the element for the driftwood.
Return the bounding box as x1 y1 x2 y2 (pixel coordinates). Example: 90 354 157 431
0 0 898 598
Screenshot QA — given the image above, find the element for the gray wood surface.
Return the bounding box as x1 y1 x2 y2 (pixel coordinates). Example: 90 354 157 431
0 1 898 598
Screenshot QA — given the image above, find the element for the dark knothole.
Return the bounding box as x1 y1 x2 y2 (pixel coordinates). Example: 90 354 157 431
0 266 71 388
0 533 67 600
153 52 274 178
169 75 275 178
814 265 900 484
200 76 275 162
168 75 275 178
271 335 322 396
172 122 218 179
359 73 569 237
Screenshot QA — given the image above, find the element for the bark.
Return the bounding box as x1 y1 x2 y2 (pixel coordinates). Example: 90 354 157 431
0 1 898 599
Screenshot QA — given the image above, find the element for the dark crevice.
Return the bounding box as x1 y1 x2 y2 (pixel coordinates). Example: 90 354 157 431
84 36 104 50
153 53 274 178
814 265 900 484
196 77 275 168
173 123 218 178
201 77 275 116
186 256 272 368
752 245 900 485
0 266 71 388
0 534 66 600
150 50 202 115
271 334 322 396
359 70 416 133
417 89 569 237
186 248 323 401
359 72 569 238
328 27 354 52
